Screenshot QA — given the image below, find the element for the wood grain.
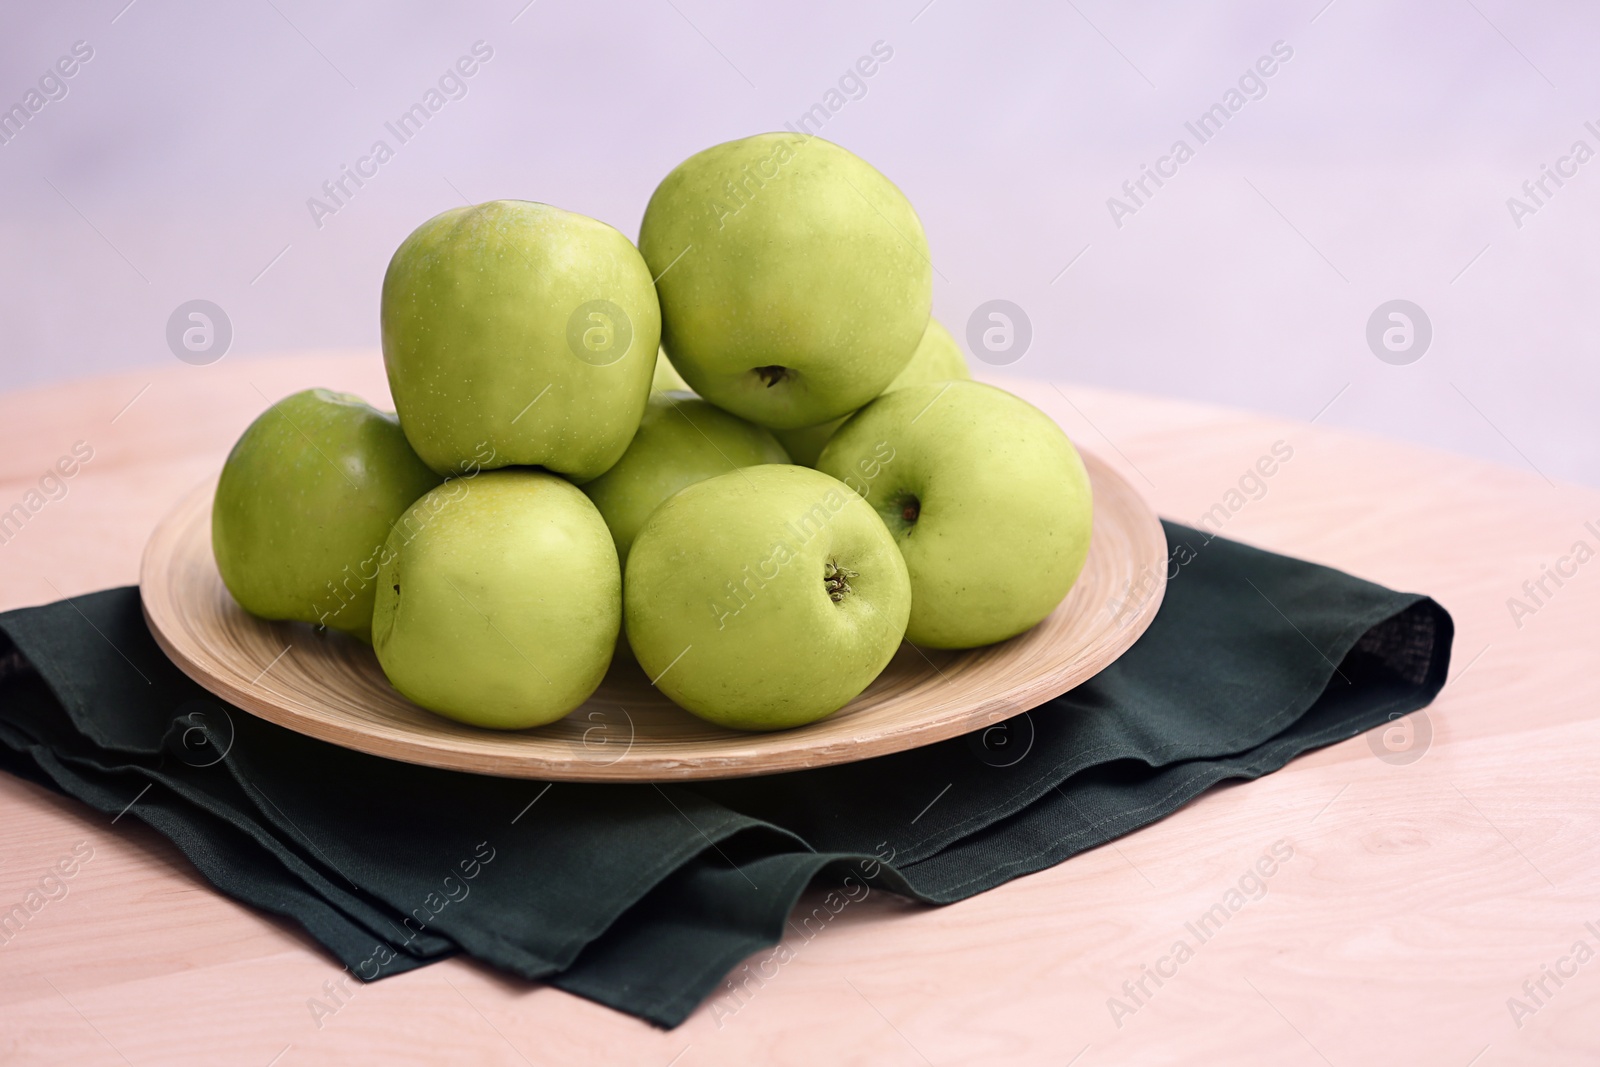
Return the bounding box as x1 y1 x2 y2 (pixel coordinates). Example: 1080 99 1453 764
3 351 1597 1065
137 453 1165 781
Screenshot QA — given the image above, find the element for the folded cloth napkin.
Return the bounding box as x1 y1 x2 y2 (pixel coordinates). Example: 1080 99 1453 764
0 522 1451 1027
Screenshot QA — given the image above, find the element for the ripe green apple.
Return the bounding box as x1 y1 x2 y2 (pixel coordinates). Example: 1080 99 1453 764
382 200 660 481
581 392 789 565
817 381 1093 649
638 133 932 430
774 317 970 466
651 348 691 393
625 464 910 730
212 389 440 642
371 470 619 729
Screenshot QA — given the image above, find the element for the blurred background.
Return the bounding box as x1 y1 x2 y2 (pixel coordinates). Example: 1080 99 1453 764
2 1 1595 485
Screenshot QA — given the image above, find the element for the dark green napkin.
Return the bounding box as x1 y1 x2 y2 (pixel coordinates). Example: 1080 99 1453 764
0 523 1451 1026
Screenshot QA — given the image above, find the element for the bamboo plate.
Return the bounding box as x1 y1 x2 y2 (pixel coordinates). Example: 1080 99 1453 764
140 451 1166 781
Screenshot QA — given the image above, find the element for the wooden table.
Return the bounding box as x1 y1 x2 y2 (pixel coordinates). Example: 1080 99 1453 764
2 353 1595 1066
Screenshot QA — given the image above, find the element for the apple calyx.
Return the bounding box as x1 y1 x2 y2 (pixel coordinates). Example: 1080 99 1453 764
823 560 858 603
880 492 921 532
754 365 790 389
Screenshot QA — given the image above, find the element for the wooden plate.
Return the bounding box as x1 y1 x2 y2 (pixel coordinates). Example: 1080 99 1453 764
140 452 1166 781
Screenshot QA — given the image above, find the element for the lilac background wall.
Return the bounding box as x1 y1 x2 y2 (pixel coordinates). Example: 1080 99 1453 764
2 1 1595 485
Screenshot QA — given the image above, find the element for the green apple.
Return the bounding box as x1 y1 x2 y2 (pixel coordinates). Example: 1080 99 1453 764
887 315 969 387
817 381 1093 649
212 389 441 642
382 200 661 481
774 317 971 466
625 464 910 730
371 470 619 729
651 348 691 393
639 133 932 430
581 392 789 565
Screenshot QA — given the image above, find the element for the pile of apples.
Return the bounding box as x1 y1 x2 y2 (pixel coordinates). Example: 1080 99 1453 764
212 134 1094 733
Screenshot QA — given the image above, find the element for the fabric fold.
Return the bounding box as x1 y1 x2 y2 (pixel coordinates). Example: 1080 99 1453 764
0 523 1452 1027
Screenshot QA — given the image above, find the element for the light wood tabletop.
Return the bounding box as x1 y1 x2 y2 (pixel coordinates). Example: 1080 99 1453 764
1 353 1595 1066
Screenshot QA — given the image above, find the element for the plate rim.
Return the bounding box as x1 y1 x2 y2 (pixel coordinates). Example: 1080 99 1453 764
140 451 1166 781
